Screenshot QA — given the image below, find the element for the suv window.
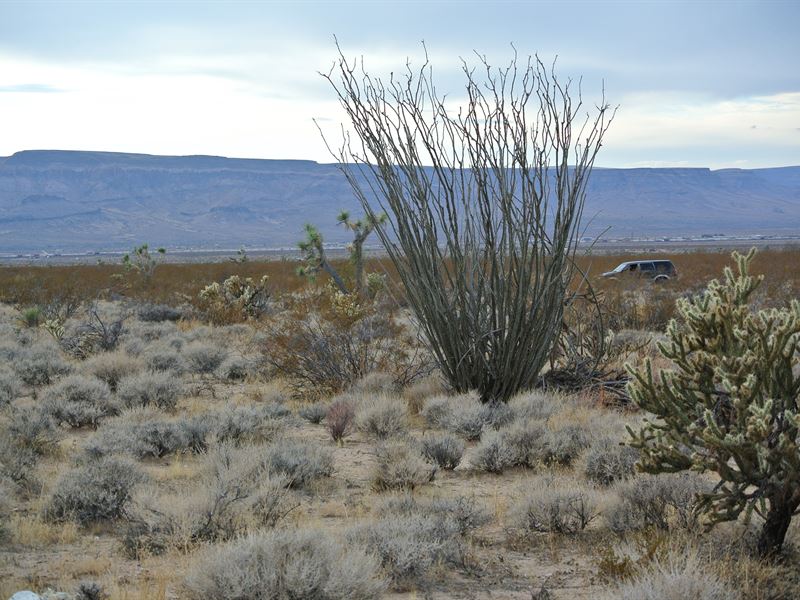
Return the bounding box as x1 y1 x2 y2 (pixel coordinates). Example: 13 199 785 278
654 261 674 273
639 262 655 272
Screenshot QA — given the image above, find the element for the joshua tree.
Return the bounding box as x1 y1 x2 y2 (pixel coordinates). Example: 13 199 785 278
297 223 349 294
121 244 166 282
337 210 387 296
297 212 385 296
321 44 614 402
627 250 800 557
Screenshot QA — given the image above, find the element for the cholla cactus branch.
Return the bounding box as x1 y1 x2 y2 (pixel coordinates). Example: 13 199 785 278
627 249 800 557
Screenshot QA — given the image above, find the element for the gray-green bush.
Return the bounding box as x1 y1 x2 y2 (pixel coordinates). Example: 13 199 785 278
372 440 436 491
184 528 387 600
584 439 639 485
85 411 208 459
117 372 181 410
355 394 409 440
14 343 72 387
44 456 144 524
606 473 711 534
264 439 334 489
0 366 21 406
420 433 464 470
41 374 118 427
512 479 600 534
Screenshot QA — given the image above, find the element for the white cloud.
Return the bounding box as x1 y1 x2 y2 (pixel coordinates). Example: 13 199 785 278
0 52 797 168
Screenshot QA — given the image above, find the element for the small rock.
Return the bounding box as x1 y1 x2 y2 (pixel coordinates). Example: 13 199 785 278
9 592 42 600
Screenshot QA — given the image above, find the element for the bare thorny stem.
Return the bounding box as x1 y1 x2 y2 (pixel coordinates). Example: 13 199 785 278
319 42 615 402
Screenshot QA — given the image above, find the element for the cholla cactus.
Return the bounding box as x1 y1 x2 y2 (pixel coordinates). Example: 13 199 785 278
627 249 800 556
198 275 270 324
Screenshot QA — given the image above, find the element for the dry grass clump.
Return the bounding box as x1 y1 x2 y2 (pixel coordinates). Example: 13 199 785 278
511 476 601 535
355 393 409 439
44 457 144 525
184 528 387 600
117 372 181 410
372 440 436 491
420 432 465 470
41 374 118 427
606 473 711 534
601 550 740 600
83 350 143 392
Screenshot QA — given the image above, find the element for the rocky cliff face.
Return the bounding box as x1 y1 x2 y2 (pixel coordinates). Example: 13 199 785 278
0 150 798 252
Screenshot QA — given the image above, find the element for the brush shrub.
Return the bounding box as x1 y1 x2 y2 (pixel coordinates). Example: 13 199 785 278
299 401 329 424
512 478 600 535
7 406 62 455
355 394 409 439
472 431 515 473
44 457 144 525
584 438 639 486
184 528 386 600
85 411 208 458
14 343 72 387
0 366 21 406
372 440 436 491
84 351 143 392
420 433 464 470
117 372 181 410
213 404 286 445
264 439 334 489
41 375 118 427
606 473 711 534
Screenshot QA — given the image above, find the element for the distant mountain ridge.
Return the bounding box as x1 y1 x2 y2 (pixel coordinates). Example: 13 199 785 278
0 150 798 253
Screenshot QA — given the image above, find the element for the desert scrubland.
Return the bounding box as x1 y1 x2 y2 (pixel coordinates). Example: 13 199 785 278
1 248 799 599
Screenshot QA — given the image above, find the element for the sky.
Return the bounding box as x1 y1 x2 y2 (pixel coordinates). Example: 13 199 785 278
0 0 798 169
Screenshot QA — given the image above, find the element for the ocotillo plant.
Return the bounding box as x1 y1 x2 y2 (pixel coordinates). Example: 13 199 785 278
627 249 800 557
322 45 614 402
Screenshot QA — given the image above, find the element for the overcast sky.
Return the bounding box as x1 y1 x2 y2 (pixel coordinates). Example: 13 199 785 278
0 0 798 168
